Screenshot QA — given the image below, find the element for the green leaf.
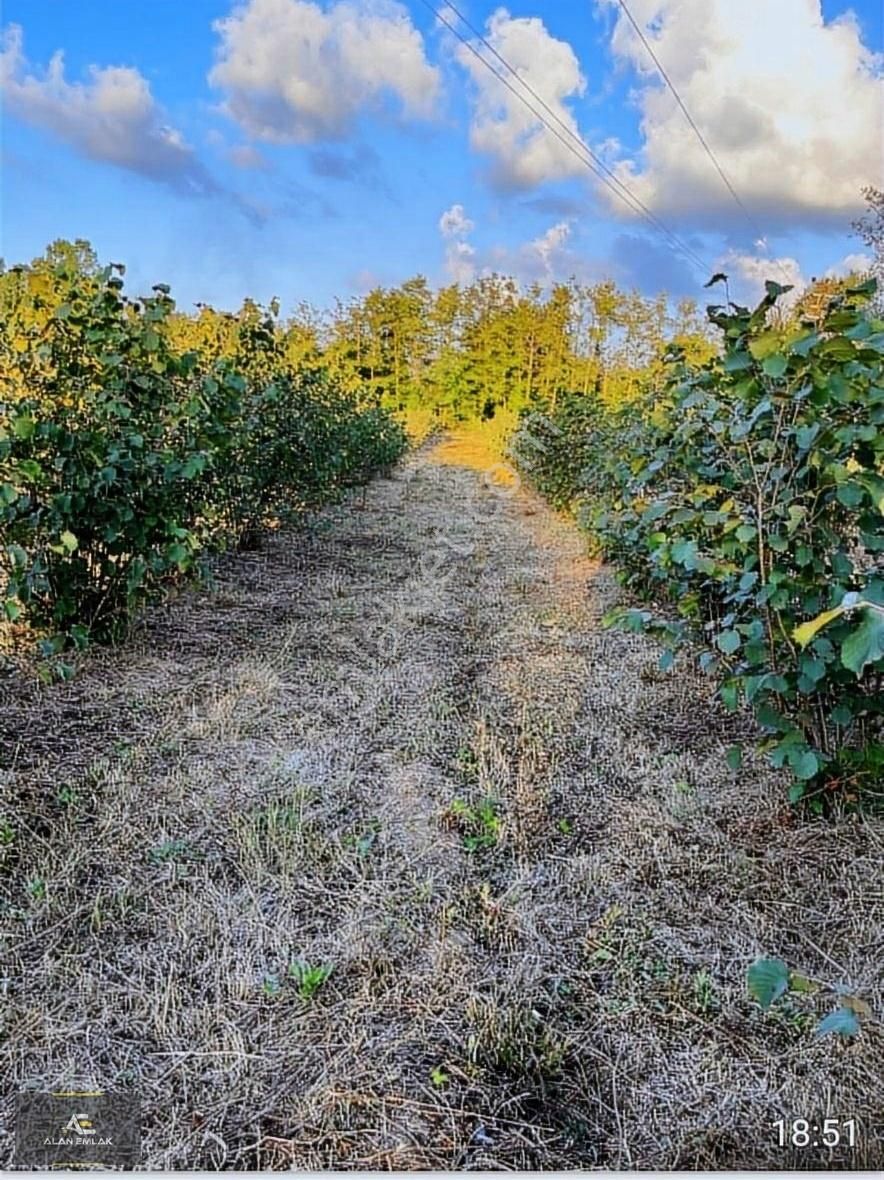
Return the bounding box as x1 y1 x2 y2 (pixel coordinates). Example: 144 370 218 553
815 1007 860 1038
717 629 742 654
836 482 865 508
7 544 28 569
3 598 21 621
723 351 753 372
845 276 877 298
12 415 36 440
725 744 742 770
798 655 825 684
748 958 790 1010
794 423 820 449
59 530 78 554
748 332 781 360
841 606 884 678
765 280 793 299
167 542 189 567
761 353 788 379
735 524 757 543
791 748 819 781
789 972 818 994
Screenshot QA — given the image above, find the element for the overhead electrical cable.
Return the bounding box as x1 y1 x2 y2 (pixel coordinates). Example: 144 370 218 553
420 0 713 278
616 0 789 280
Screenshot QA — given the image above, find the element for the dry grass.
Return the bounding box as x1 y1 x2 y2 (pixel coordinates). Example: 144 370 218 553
1 436 882 1170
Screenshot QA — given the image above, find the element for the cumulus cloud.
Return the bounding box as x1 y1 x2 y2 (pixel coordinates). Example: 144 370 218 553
0 23 216 195
526 220 572 281
716 247 874 311
438 203 477 282
209 0 440 144
827 251 874 277
439 203 474 239
598 0 883 232
440 204 587 287
720 250 806 307
454 8 589 190
445 240 478 284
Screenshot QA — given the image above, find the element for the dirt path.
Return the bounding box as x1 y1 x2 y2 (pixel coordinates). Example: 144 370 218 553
2 440 882 1169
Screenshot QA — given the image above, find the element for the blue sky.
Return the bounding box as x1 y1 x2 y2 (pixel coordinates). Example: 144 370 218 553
1 0 881 314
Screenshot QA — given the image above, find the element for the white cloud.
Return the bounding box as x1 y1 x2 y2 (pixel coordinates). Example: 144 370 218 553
487 219 582 285
722 248 876 310
439 205 582 287
439 203 475 239
209 0 440 144
526 220 572 280
720 250 806 308
438 203 477 282
455 8 589 190
445 240 478 284
827 251 874 277
0 24 214 194
598 0 883 231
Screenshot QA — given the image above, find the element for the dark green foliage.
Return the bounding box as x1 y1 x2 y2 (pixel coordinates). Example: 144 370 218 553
515 279 884 803
0 258 406 649
511 394 611 512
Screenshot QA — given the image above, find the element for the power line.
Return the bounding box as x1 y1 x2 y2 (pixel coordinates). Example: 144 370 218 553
615 0 787 279
426 0 710 276
420 0 712 278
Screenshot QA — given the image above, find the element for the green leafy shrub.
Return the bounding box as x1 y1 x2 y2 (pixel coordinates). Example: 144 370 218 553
0 252 407 649
511 394 611 512
516 278 884 803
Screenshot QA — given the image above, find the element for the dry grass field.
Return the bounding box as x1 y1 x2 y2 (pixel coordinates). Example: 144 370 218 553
1 438 882 1169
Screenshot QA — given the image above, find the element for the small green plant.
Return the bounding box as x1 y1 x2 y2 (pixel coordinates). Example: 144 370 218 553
556 817 573 835
692 968 719 1014
456 745 479 780
430 1066 450 1088
344 819 381 857
56 785 78 807
449 797 501 851
148 838 193 865
262 972 282 999
747 957 870 1038
288 959 333 1002
255 801 303 833
26 876 46 902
